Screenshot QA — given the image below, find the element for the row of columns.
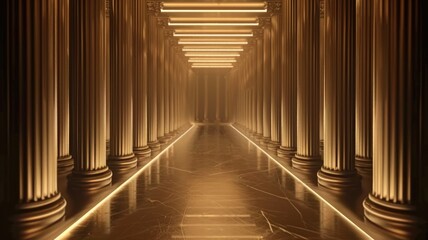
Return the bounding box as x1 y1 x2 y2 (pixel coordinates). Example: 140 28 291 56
1 0 193 237
232 0 427 237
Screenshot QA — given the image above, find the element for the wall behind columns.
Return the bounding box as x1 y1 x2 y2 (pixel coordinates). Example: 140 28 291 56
194 72 229 123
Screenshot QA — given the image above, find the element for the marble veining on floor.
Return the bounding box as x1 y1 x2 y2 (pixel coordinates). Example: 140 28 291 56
60 125 368 239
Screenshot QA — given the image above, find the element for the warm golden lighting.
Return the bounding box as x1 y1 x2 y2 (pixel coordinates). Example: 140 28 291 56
191 65 234 68
182 48 243 52
174 33 254 37
179 41 248 45
192 62 233 66
168 17 259 26
161 2 267 13
169 22 259 26
188 59 237 63
185 53 241 57
175 29 253 34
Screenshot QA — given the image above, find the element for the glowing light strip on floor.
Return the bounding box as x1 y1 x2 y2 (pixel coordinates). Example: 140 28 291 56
55 125 195 240
230 124 374 240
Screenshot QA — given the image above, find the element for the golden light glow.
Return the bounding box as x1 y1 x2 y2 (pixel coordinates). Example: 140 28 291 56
161 2 267 13
191 65 234 68
185 53 241 57
175 29 253 34
169 22 259 26
174 33 253 37
182 48 243 52
192 62 233 66
189 58 236 61
188 59 237 63
179 41 248 45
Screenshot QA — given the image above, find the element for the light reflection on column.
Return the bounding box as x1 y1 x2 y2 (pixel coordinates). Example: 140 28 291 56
94 200 111 235
319 201 336 237
256 150 262 171
155 160 161 185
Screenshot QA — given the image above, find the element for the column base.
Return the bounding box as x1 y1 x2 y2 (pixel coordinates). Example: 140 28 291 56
363 194 425 238
277 146 296 158
8 193 66 239
317 167 360 191
267 140 280 151
292 154 322 172
69 167 112 190
255 133 264 140
355 156 372 174
57 155 74 175
260 137 271 147
158 135 169 144
134 145 152 158
108 153 137 171
148 140 161 151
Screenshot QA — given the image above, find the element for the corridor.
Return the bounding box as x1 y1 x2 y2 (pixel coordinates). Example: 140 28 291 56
61 125 366 239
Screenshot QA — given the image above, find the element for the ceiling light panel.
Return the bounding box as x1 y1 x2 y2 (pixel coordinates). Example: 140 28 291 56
182 48 244 52
161 2 267 13
185 53 241 57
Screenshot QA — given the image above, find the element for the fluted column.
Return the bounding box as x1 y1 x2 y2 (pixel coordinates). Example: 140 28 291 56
2 1 66 237
268 3 282 150
132 0 151 158
164 34 171 138
292 0 322 171
147 2 161 150
277 0 297 158
255 30 264 139
157 19 166 143
317 0 359 190
319 0 325 152
203 74 209 122
58 0 74 174
251 48 258 134
261 17 272 146
69 0 113 190
108 0 137 171
106 1 111 152
216 76 221 122
363 0 427 237
355 0 372 173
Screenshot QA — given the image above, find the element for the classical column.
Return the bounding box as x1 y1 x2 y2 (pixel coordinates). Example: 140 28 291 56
277 0 297 158
132 0 151 158
203 74 209 122
108 0 137 171
2 1 66 237
164 34 172 139
106 1 111 152
268 3 282 151
147 1 161 150
69 0 113 190
363 0 427 237
261 17 272 147
319 0 325 152
355 0 372 173
58 0 74 174
255 30 264 139
157 19 166 144
317 0 359 190
292 0 322 171
216 75 221 122
251 48 258 134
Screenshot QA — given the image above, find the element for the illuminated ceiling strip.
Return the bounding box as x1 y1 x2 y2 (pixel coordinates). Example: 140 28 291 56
230 125 375 240
169 22 259 26
185 53 241 57
192 63 233 66
174 33 253 37
162 2 266 8
175 29 253 33
179 41 248 45
188 59 237 63
191 65 234 68
189 58 236 60
162 9 266 13
54 125 196 240
182 48 243 52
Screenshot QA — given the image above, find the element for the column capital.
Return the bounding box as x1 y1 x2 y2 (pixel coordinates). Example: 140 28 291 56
259 17 271 28
105 0 111 17
147 1 161 16
253 29 264 38
164 29 174 38
157 17 169 27
320 0 325 18
267 1 282 16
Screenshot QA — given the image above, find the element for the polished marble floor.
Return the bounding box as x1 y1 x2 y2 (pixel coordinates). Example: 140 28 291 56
60 125 369 239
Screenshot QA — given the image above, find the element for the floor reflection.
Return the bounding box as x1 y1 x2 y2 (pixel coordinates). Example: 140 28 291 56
61 125 368 239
